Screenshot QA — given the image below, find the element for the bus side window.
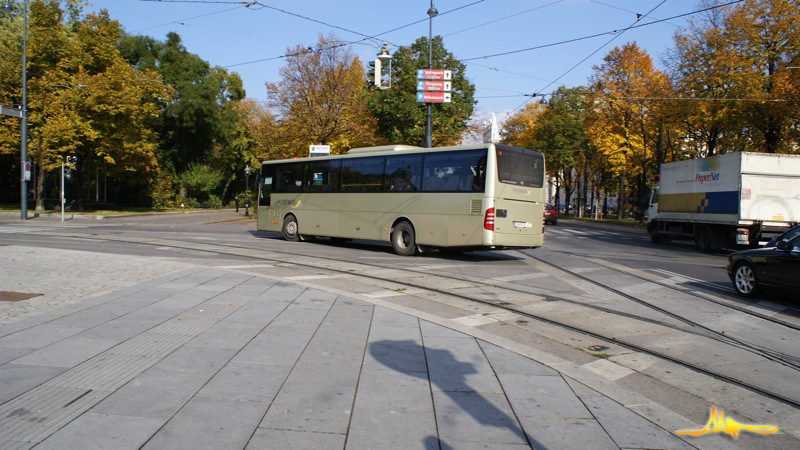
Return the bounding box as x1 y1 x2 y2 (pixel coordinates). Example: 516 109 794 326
304 159 342 193
423 150 486 192
385 155 422 192
341 157 385 192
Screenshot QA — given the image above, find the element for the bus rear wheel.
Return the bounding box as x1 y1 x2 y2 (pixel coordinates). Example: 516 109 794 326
391 221 417 256
282 215 300 242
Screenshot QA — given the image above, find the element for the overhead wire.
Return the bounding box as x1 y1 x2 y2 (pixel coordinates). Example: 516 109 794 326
131 4 245 33
503 0 744 117
219 0 487 69
444 0 563 38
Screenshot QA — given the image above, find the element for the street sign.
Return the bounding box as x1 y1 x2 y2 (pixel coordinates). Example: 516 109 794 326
416 80 451 92
1 105 22 119
416 69 452 81
309 145 331 157
416 92 452 103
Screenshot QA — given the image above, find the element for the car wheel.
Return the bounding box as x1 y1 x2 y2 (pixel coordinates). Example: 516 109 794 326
281 215 300 242
391 221 416 256
733 262 761 297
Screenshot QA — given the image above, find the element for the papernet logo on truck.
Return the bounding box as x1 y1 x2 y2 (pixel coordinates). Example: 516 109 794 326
695 171 720 183
648 152 800 251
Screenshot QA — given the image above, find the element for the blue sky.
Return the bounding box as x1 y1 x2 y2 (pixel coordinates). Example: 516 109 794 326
86 0 703 123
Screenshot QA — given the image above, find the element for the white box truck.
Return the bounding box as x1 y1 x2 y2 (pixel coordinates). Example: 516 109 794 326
647 152 800 251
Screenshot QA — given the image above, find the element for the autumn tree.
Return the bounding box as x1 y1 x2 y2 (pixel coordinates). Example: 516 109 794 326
368 35 476 147
666 1 743 157
1 2 171 209
588 43 671 220
265 34 379 158
721 0 800 153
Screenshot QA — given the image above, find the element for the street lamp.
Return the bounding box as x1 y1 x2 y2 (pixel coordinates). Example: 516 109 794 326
425 0 437 148
2 0 28 220
244 165 251 217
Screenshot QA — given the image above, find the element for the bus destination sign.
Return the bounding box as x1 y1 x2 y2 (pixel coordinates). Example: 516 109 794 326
416 69 452 81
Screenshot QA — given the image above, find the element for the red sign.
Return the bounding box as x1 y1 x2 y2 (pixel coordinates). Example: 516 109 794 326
417 81 452 92
416 92 452 103
416 69 452 80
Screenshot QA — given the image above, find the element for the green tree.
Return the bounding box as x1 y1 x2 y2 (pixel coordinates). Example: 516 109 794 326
367 36 475 146
118 32 248 203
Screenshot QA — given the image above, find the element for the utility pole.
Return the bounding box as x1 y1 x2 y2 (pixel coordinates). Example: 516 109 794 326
425 0 437 148
2 0 29 219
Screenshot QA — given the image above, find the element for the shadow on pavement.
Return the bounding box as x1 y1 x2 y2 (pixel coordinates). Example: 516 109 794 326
369 339 542 449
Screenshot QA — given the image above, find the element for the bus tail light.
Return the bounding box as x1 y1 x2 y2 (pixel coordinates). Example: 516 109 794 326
484 208 495 231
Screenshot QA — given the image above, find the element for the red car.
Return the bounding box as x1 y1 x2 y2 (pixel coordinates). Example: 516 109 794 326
544 203 557 225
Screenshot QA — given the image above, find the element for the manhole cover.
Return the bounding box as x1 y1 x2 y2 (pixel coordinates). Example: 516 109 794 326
0 291 43 302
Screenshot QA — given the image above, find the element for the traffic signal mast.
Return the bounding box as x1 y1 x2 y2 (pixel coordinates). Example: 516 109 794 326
368 42 392 90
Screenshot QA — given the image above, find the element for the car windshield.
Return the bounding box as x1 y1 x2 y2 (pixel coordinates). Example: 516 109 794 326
781 226 800 242
545 205 554 211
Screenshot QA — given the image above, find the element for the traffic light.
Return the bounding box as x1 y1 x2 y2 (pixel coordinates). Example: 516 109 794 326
376 45 392 90
367 59 381 88
65 155 77 179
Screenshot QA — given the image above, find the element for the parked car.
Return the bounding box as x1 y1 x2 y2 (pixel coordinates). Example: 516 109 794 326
544 204 557 225
727 235 800 297
765 223 800 247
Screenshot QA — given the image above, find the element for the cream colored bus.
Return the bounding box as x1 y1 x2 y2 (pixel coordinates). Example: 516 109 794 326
257 143 545 256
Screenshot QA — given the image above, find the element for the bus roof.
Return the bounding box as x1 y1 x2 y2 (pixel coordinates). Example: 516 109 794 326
259 143 543 165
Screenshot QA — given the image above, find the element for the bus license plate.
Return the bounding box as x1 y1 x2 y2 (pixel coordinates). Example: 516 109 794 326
513 221 529 229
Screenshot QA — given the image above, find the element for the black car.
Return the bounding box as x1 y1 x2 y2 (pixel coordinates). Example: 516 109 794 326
727 235 800 297
765 223 800 247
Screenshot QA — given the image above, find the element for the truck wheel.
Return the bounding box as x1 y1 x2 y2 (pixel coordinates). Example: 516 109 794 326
650 228 662 244
391 221 417 256
695 226 712 252
733 262 761 297
281 215 300 242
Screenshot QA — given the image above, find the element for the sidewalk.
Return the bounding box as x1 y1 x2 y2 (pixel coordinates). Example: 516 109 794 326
0 246 737 449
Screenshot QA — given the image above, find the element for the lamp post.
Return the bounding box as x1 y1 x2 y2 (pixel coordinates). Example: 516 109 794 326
2 0 28 220
425 0 437 148
244 165 251 217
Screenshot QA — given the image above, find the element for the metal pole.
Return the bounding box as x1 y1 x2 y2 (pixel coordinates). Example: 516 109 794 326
425 1 436 148
244 166 250 217
61 161 64 223
20 0 28 220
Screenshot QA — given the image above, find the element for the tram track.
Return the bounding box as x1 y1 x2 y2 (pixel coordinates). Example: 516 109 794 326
7 228 800 410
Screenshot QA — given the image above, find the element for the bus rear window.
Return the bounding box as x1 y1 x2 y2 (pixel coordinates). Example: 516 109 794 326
496 146 544 188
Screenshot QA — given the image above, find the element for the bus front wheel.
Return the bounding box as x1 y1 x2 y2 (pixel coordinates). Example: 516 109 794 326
282 215 300 242
391 221 417 256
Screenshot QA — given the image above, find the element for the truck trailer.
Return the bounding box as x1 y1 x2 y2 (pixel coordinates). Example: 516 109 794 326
647 152 800 251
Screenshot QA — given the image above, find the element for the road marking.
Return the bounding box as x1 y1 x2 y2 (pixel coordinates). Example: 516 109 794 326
414 263 474 270
363 288 426 298
582 359 635 381
286 274 355 281
218 264 275 269
451 313 498 327
490 272 550 282
649 269 735 293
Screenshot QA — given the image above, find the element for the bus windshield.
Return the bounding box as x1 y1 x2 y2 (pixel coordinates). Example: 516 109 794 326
496 145 544 188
